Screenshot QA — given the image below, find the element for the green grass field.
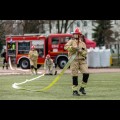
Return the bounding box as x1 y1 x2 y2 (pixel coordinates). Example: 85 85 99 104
0 73 120 100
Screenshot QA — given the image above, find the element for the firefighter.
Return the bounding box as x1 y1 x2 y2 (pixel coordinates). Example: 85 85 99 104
64 27 89 96
44 54 57 75
1 49 8 69
28 45 38 75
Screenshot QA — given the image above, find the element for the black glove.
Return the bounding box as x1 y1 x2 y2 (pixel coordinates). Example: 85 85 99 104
82 48 85 50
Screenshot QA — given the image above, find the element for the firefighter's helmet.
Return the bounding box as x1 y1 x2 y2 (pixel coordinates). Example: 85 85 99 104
73 27 82 35
31 45 35 49
46 54 50 59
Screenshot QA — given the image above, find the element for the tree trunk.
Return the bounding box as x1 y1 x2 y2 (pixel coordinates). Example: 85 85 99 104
66 20 76 31
60 20 64 33
57 20 60 33
49 20 52 33
64 20 69 33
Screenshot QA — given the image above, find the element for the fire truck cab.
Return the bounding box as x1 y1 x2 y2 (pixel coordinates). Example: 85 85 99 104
6 33 72 69
47 34 72 69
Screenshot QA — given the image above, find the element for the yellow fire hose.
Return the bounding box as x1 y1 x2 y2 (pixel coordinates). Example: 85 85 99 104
12 53 77 92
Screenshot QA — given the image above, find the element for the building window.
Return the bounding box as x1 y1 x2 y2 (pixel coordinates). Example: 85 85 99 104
110 44 112 49
92 20 95 26
114 20 117 24
85 33 87 37
92 33 94 38
77 21 80 27
56 24 58 29
84 21 87 26
70 24 73 33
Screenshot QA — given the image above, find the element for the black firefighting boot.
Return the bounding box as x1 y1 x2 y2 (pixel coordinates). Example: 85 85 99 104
3 66 4 69
79 73 89 95
79 87 86 95
72 76 80 96
49 73 53 75
35 68 38 75
54 71 57 75
31 65 34 75
6 65 8 69
73 90 80 96
49 72 53 75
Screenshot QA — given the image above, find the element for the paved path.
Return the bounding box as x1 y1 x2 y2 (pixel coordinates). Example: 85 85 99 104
0 67 120 75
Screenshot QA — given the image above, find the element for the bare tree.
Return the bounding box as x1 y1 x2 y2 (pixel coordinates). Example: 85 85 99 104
22 20 40 33
66 20 76 32
54 20 77 33
64 20 69 33
0 20 5 51
3 20 14 35
57 20 60 33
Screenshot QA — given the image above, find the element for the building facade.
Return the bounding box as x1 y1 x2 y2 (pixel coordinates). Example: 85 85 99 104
43 20 96 40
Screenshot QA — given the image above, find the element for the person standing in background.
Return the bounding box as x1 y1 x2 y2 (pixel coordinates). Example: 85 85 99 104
28 45 38 75
1 49 8 70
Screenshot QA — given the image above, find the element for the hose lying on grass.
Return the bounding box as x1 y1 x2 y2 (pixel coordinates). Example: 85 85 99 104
12 53 77 92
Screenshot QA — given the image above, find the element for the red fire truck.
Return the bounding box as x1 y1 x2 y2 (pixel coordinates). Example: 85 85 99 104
6 33 96 69
6 34 72 69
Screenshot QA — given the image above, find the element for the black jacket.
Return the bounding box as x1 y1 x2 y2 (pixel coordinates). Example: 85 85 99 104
1 52 6 58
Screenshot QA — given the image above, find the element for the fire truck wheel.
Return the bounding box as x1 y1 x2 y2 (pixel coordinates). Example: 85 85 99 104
58 58 68 69
20 58 30 69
